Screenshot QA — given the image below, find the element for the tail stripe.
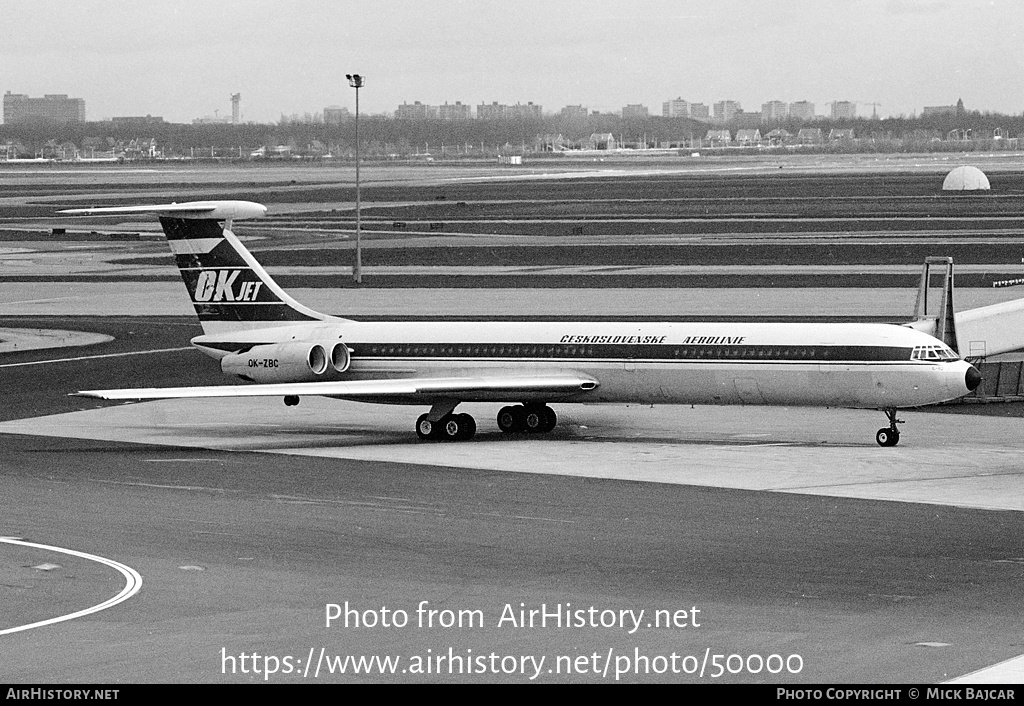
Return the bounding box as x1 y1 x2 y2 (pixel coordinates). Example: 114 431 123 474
159 216 223 240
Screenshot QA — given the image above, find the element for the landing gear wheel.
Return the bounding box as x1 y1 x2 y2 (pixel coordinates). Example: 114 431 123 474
416 413 438 441
876 408 904 447
524 405 557 433
418 412 476 441
457 413 477 440
440 415 463 441
538 406 557 433
875 428 900 447
497 405 525 433
441 413 475 441
524 407 547 433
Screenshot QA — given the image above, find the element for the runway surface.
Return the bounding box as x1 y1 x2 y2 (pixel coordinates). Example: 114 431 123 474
1 317 1024 684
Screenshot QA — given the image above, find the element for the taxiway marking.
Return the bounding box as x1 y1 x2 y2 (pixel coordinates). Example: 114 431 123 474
0 537 142 636
0 346 192 368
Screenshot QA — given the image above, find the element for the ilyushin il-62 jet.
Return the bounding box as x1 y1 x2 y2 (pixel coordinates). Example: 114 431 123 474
62 200 981 446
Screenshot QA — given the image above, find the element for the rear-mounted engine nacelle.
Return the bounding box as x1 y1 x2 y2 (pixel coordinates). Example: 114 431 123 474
221 341 351 382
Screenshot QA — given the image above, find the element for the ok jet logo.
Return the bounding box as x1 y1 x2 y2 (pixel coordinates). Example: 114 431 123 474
193 270 264 302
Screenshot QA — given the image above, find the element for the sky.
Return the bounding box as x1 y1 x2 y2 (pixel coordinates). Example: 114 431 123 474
2 0 1022 123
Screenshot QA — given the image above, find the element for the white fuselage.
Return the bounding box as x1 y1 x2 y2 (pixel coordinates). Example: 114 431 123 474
195 320 976 409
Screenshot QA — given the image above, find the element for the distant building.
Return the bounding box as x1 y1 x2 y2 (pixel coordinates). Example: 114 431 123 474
830 101 856 120
622 104 649 120
789 101 815 121
796 127 823 144
688 103 710 120
829 128 855 141
396 101 438 120
508 102 542 119
761 100 788 122
705 129 732 146
477 102 506 120
323 106 351 124
713 100 741 122
765 128 792 145
438 102 472 120
477 101 542 120
588 133 617 150
663 98 689 118
123 138 158 159
3 92 85 124
736 128 762 146
923 99 964 117
560 104 588 119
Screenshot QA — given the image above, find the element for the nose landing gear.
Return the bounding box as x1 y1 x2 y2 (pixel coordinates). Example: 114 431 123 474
876 408 904 447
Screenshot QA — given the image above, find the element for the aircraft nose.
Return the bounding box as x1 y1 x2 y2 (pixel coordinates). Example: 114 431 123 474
965 365 983 392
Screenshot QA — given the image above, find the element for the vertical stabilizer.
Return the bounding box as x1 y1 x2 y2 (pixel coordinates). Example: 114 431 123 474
59 200 346 335
912 256 958 353
160 216 340 335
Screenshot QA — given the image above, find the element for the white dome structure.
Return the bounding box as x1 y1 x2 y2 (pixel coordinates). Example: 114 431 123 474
942 165 990 191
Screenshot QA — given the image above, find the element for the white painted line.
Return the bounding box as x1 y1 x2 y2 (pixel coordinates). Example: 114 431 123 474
144 458 244 464
0 537 142 636
0 346 192 369
1 297 78 306
89 479 238 493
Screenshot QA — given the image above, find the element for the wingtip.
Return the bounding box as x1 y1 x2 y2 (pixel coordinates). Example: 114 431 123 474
70 391 106 399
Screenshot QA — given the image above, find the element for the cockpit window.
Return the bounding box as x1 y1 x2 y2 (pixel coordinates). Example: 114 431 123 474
910 344 959 362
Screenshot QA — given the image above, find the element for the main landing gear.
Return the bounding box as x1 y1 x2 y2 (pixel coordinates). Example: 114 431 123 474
416 412 477 441
497 404 557 434
875 408 904 447
415 403 558 442
416 398 479 442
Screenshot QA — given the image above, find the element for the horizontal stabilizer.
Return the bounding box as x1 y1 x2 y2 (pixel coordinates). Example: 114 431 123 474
59 200 268 220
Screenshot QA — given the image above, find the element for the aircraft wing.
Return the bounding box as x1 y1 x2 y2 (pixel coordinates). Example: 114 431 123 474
74 373 599 405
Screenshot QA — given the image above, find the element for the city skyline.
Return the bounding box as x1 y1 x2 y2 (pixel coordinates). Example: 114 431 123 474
3 0 1022 124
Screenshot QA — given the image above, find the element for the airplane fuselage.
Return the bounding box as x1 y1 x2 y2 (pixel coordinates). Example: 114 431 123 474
194 320 976 409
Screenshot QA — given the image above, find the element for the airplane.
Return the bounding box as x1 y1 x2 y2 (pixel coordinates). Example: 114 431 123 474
60 200 982 447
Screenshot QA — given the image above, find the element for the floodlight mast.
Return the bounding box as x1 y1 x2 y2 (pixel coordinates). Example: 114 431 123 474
346 73 364 283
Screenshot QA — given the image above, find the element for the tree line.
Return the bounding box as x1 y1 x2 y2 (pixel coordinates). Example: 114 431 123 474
1 110 1022 158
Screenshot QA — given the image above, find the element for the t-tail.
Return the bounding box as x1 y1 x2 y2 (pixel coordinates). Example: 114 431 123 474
60 200 345 335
